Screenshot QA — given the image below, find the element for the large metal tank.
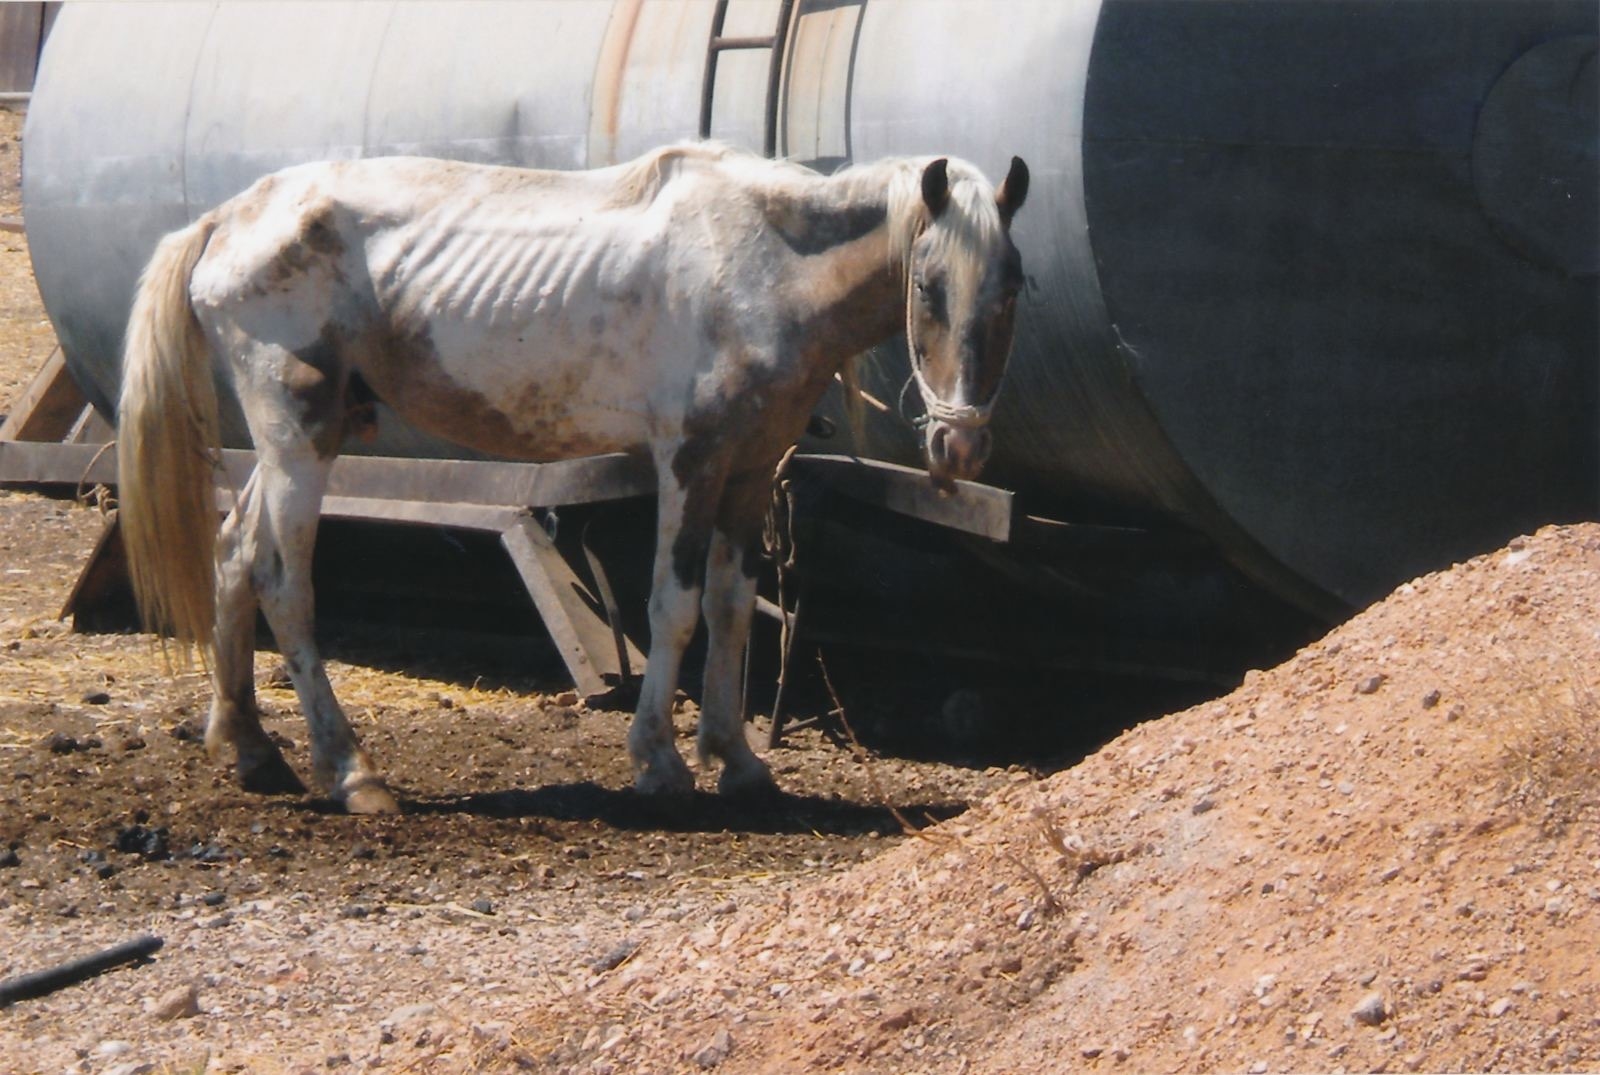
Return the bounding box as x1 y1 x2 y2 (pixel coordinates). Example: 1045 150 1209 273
23 0 1598 615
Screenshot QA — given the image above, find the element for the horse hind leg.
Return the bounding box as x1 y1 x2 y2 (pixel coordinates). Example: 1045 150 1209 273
246 448 399 814
219 369 400 815
205 469 306 795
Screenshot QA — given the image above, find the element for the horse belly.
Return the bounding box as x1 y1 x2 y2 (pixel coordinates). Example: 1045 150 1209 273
355 314 658 463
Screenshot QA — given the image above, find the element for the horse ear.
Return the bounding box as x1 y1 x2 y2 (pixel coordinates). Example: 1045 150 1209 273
921 158 950 218
996 156 1030 225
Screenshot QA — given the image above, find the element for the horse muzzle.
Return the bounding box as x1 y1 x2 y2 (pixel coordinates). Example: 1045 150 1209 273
925 420 992 491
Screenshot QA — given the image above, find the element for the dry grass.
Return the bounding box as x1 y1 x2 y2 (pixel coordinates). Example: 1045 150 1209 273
1495 655 1600 831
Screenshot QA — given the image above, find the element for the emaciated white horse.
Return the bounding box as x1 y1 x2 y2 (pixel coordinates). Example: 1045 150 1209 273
117 143 1029 813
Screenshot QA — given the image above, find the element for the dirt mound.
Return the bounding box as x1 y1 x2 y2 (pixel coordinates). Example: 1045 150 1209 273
541 523 1600 1074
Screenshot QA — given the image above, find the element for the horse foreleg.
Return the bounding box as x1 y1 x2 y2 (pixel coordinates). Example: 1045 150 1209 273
252 451 399 814
206 471 306 795
698 525 775 797
698 468 777 797
628 469 719 795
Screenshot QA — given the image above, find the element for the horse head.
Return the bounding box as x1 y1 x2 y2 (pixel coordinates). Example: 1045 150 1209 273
904 155 1029 491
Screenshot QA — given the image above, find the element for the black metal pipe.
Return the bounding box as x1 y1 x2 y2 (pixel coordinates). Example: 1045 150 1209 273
0 934 164 1006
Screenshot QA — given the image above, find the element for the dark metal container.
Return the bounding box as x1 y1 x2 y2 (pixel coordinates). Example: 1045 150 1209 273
22 0 1597 613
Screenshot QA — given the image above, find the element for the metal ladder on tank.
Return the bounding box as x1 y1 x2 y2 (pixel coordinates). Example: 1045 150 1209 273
699 0 797 157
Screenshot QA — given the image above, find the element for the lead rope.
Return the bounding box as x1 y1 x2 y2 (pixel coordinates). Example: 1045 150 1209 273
762 444 801 734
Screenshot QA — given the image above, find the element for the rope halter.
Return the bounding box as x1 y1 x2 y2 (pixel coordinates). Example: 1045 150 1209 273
904 276 999 432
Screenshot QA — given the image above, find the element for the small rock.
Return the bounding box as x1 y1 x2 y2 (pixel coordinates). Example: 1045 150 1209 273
188 841 230 864
43 732 79 754
114 825 170 861
590 940 640 973
692 1028 733 1069
260 663 293 689
201 891 226 907
0 848 19 868
150 983 200 1021
1354 673 1387 695
119 736 147 752
1489 997 1513 1017
551 690 581 708
1421 689 1442 709
82 690 112 706
471 897 495 915
1352 991 1388 1026
104 1063 155 1075
384 1002 437 1026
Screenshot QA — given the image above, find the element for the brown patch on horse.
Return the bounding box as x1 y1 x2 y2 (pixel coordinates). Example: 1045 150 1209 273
352 320 583 461
344 371 381 444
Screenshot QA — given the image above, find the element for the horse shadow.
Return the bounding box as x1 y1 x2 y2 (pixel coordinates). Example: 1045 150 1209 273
389 781 966 837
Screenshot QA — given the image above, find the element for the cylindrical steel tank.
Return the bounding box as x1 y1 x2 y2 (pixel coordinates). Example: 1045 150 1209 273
23 0 1598 615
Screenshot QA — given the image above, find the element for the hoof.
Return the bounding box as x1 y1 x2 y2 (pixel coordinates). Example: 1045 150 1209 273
237 752 307 796
634 753 695 797
341 778 402 815
718 760 780 801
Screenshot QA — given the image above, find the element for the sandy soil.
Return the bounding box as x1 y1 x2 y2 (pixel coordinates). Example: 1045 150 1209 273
555 521 1600 1075
4 102 1599 1075
0 105 58 416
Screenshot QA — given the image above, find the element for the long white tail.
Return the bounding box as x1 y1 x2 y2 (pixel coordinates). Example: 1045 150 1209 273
116 217 221 661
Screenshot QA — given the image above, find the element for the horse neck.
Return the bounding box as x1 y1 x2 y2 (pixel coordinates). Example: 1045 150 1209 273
772 162 913 363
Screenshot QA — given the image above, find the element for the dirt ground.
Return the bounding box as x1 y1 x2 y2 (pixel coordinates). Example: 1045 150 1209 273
4 104 1600 1075
0 105 57 411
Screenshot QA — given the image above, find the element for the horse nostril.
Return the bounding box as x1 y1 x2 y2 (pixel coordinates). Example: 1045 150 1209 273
929 424 951 465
